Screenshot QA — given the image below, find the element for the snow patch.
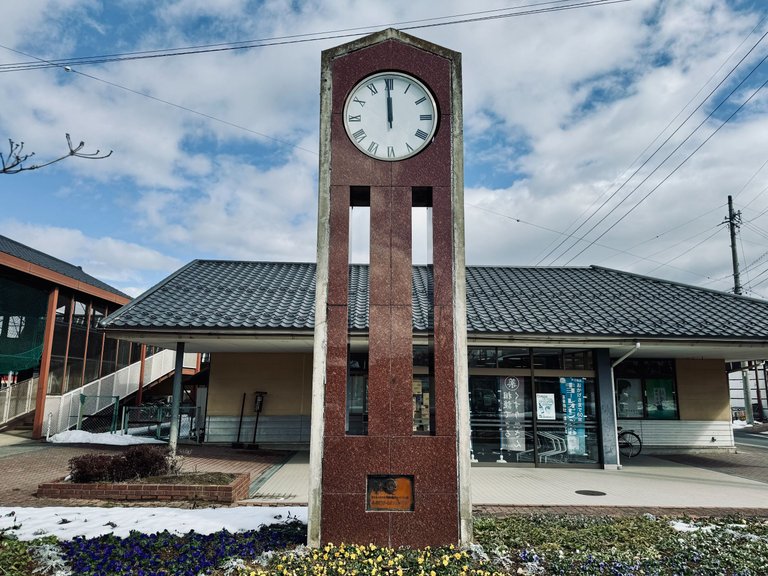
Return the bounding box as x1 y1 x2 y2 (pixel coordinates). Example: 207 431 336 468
0 506 308 541
48 430 166 446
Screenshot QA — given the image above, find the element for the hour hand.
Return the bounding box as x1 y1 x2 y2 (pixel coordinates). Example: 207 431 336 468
385 78 393 129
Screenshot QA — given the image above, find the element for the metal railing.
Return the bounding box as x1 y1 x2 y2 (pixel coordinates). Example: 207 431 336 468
122 405 203 443
0 376 38 427
77 394 120 433
44 349 197 436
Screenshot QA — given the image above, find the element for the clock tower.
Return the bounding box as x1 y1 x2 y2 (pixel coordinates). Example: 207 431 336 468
309 29 471 548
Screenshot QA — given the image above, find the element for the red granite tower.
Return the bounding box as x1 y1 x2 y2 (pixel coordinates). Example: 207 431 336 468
309 29 471 548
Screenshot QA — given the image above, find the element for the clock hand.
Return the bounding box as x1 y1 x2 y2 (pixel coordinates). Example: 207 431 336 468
386 79 393 129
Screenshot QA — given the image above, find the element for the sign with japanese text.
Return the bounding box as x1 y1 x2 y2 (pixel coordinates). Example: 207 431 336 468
499 376 525 451
560 377 586 455
367 475 414 511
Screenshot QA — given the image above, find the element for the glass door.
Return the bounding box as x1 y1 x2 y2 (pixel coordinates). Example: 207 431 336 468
469 375 534 463
533 377 600 466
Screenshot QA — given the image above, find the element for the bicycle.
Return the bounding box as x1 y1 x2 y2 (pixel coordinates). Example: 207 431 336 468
617 427 642 458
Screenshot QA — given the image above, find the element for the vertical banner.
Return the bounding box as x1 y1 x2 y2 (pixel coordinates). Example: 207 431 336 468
499 376 525 452
560 377 586 455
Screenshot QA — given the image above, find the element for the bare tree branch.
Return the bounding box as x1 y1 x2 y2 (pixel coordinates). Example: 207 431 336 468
1 134 112 174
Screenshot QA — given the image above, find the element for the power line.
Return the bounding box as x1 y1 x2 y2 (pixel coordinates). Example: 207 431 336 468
0 0 631 157
735 156 768 206
643 223 724 261
535 12 768 265
593 203 726 267
561 59 768 265
644 226 724 275
71 69 320 156
466 202 712 278
742 221 768 242
0 0 630 73
537 18 768 266
742 196 768 226
741 256 768 290
742 247 768 275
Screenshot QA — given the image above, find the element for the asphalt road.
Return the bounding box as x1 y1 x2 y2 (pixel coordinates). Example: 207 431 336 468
734 426 768 450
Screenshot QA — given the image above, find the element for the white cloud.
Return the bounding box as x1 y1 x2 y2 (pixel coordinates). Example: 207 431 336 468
1 0 767 299
0 221 182 292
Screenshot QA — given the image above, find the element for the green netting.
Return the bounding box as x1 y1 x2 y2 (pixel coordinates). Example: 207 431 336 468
0 274 48 374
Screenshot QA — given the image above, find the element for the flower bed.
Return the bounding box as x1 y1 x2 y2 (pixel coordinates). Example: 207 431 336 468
37 472 250 503
5 514 768 576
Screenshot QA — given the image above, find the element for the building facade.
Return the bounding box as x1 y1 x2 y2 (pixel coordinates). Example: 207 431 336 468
102 260 768 467
0 235 149 436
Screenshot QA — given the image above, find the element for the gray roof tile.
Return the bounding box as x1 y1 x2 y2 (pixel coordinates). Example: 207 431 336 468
102 260 768 340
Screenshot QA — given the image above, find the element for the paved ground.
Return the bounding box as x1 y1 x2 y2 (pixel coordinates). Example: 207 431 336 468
0 432 289 508
2 427 768 517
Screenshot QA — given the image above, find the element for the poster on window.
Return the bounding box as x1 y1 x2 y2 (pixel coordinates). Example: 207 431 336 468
499 376 525 451
616 378 643 418
560 377 586 455
536 393 556 420
646 379 677 419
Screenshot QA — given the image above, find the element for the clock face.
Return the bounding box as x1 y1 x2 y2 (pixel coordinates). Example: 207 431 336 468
343 71 438 161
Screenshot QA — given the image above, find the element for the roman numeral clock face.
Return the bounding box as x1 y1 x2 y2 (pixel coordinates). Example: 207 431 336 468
343 72 438 161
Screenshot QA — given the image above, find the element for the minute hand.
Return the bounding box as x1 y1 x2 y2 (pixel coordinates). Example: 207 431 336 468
386 82 393 129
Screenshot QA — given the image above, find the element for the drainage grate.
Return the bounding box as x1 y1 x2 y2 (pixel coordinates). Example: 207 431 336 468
575 489 607 496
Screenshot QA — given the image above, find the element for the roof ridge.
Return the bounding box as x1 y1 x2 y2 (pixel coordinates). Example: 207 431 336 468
0 234 82 269
589 265 768 304
101 259 200 325
194 259 317 266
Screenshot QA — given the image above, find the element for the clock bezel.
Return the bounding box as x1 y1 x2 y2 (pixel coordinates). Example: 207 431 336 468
342 70 438 162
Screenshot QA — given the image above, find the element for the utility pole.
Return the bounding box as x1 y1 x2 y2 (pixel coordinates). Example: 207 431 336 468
728 196 742 295
727 195 754 424
753 363 764 421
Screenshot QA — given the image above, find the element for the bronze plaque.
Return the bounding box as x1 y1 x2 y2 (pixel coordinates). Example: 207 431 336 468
366 475 414 511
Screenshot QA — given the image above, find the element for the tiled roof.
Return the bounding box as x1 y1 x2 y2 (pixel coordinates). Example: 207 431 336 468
465 266 765 338
102 260 768 340
0 234 129 299
105 260 317 330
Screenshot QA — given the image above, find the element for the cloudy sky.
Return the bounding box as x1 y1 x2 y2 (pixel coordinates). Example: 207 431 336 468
2 0 768 299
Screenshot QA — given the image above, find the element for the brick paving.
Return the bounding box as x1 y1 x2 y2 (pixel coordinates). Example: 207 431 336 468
2 431 768 518
0 441 290 508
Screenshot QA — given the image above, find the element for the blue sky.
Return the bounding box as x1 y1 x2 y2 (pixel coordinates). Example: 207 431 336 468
3 0 768 299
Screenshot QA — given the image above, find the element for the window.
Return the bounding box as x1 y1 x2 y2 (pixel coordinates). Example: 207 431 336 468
47 293 72 395
468 348 498 368
498 347 530 369
84 305 105 384
468 346 600 465
6 316 24 338
615 359 678 419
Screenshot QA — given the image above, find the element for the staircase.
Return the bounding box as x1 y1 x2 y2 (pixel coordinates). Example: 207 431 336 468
0 349 198 436
0 376 38 431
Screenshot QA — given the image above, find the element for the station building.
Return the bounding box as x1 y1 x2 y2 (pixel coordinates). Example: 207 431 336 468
101 259 768 467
